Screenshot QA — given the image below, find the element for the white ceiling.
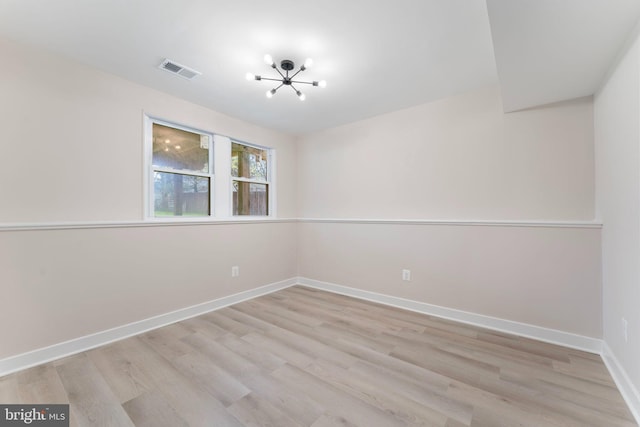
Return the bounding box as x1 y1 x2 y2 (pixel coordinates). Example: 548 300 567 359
0 0 638 134
488 0 640 112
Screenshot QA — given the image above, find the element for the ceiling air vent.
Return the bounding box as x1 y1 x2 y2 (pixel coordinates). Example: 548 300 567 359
158 59 201 80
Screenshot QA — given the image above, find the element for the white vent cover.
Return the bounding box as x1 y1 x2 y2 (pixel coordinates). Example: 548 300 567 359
158 59 201 80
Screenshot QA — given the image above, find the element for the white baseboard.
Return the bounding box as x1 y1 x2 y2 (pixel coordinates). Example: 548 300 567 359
0 278 297 377
602 342 640 425
296 277 603 354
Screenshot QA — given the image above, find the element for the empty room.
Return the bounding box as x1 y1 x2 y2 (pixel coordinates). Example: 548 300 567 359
0 0 639 426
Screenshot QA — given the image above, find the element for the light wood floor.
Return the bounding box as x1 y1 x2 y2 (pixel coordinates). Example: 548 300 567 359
0 286 636 426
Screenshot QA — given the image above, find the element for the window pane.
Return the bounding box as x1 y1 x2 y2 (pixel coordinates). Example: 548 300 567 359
154 171 210 217
231 142 267 181
153 123 210 173
233 181 268 216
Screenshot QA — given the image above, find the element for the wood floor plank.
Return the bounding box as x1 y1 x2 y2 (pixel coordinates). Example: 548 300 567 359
55 354 135 427
180 331 262 380
448 380 583 427
241 332 316 368
238 371 326 426
217 334 288 372
552 355 619 386
88 341 153 404
476 331 571 363
304 358 451 426
203 310 260 336
244 298 325 328
1 285 635 426
263 291 421 335
170 350 251 407
349 360 473 425
180 316 229 341
272 363 407 427
316 322 396 355
445 418 470 427
390 341 502 388
0 374 20 404
96 334 240 426
136 324 195 361
227 393 304 427
12 364 80 426
222 306 279 333
500 369 635 423
16 364 69 404
122 390 189 427
499 363 628 403
130 337 243 427
391 324 557 369
260 323 360 369
310 414 359 427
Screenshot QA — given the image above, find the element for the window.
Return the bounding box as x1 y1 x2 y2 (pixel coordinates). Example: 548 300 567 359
145 116 274 219
149 122 212 217
232 142 270 216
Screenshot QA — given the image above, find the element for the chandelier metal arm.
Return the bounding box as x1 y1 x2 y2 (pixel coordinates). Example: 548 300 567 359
259 77 285 83
289 67 305 80
289 79 316 85
272 64 286 80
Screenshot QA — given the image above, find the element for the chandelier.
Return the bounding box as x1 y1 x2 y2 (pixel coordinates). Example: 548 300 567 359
246 54 326 101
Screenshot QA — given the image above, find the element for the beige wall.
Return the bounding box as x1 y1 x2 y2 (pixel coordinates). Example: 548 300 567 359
0 222 297 359
0 37 297 222
296 86 601 338
297 86 594 220
595 29 640 400
0 38 298 358
298 222 602 337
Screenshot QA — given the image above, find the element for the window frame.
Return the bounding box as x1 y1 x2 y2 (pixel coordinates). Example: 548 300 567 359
143 115 275 221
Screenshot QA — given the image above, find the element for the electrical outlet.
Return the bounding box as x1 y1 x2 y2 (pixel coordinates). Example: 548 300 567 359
402 269 411 281
622 318 628 342
231 266 239 277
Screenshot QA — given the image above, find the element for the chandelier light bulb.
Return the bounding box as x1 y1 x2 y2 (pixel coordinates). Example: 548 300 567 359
266 89 275 98
297 91 306 101
264 54 274 66
245 72 255 81
304 58 313 69
318 80 327 88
